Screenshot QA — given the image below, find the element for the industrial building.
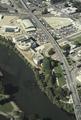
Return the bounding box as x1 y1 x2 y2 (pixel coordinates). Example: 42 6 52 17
2 25 20 32
13 35 37 50
17 19 36 32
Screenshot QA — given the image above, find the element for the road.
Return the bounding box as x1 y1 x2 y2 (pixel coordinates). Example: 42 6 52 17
19 0 81 120
0 12 28 17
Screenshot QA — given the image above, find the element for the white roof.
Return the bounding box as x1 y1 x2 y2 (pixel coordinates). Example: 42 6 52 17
3 25 18 29
25 27 36 32
76 73 81 82
17 19 36 32
22 19 34 29
0 14 3 20
48 8 54 12
1 0 10 5
61 7 77 14
13 35 28 43
78 50 81 57
16 43 31 50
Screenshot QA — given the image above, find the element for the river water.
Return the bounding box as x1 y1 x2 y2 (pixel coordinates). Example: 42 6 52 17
0 45 75 120
0 115 9 120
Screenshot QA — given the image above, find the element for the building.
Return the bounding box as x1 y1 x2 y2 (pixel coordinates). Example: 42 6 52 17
76 71 81 84
46 0 51 1
13 35 28 43
61 7 77 14
44 0 51 5
59 41 68 47
47 8 61 16
13 35 37 50
33 53 44 65
16 41 31 51
2 25 20 32
17 19 36 32
77 50 81 57
0 14 3 20
0 0 10 5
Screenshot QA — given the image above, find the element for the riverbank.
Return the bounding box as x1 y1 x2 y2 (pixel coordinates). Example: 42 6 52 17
14 40 74 114
33 61 74 114
0 36 24 120
0 36 75 120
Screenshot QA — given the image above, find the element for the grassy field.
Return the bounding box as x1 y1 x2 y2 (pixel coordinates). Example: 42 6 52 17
0 102 13 113
43 17 73 29
55 63 66 87
71 35 81 43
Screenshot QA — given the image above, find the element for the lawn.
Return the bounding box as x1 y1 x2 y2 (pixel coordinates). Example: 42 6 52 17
71 35 81 43
43 17 73 29
0 102 13 113
55 63 66 87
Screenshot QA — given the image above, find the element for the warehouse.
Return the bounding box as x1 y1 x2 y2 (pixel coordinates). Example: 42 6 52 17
13 35 37 50
17 19 36 32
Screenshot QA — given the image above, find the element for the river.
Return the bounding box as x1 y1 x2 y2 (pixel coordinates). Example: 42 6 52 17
0 45 75 120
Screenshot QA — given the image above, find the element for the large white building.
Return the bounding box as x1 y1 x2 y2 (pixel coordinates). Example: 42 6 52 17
17 19 36 32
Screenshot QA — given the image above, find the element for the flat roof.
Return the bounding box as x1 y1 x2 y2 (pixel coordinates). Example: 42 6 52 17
22 19 34 29
0 14 3 20
3 25 18 29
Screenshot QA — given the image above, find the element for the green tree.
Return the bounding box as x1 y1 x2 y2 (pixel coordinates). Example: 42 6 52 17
72 1 81 12
48 48 55 56
42 8 48 14
74 41 81 47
